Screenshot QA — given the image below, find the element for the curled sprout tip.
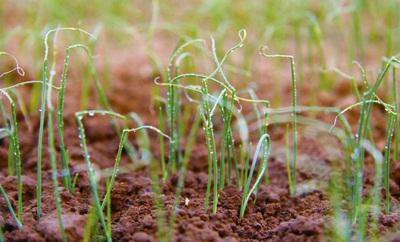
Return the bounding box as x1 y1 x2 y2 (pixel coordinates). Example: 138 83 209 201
238 29 247 42
154 76 162 85
124 125 173 143
0 52 25 78
44 27 96 61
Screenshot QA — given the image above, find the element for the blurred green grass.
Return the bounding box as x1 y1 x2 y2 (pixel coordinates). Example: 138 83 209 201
1 0 399 108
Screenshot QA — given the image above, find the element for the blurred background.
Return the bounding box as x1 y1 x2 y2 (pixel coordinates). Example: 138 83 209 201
0 0 399 115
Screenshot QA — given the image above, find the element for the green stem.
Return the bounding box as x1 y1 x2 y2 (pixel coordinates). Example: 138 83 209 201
290 58 298 196
47 108 67 242
76 113 113 242
158 105 167 180
0 184 22 229
240 134 270 218
36 60 48 221
384 114 395 214
201 80 219 214
57 47 73 191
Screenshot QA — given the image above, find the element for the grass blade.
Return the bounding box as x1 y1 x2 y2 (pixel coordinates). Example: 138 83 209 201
240 133 270 218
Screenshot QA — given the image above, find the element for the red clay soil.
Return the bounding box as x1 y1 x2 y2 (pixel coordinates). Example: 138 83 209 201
0 67 400 241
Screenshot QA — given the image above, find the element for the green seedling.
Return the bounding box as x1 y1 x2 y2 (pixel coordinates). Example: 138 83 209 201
157 103 167 180
37 27 96 221
76 110 125 242
260 46 298 196
44 30 68 241
387 66 399 214
57 40 140 191
0 52 25 223
367 141 384 241
0 183 23 230
77 109 173 241
248 88 270 184
0 52 24 178
240 133 270 218
0 81 58 226
0 90 22 222
83 204 100 242
101 124 172 211
351 57 400 224
166 39 204 174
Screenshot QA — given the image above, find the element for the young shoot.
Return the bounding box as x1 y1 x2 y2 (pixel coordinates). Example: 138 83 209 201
351 57 399 224
0 90 22 222
76 110 126 242
0 82 59 225
157 103 167 180
199 79 219 214
0 52 25 222
42 30 69 240
37 27 96 221
240 133 271 218
166 39 205 174
384 113 396 214
218 90 235 189
101 125 173 211
260 46 298 196
386 66 399 213
0 184 22 230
